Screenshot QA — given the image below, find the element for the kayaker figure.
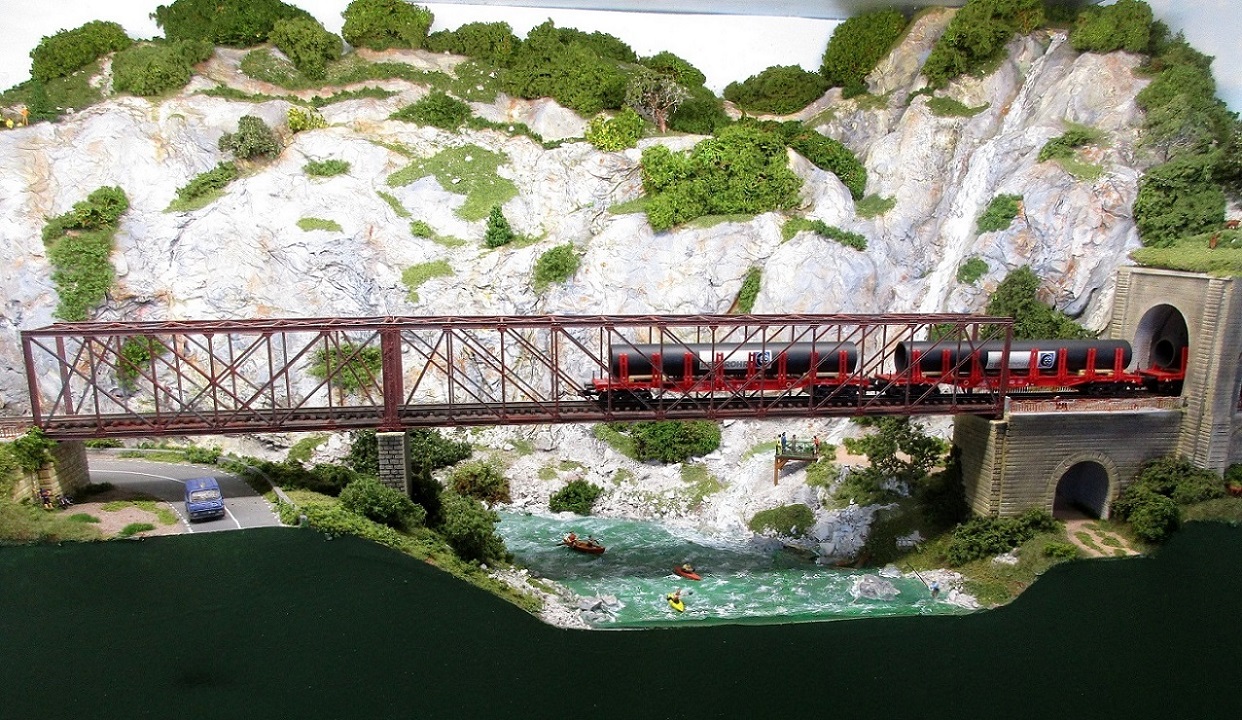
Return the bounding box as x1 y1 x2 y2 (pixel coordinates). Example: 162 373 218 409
680 563 694 574
564 532 577 545
930 581 941 600
670 589 682 603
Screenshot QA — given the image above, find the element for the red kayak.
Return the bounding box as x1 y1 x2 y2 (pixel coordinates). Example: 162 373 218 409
673 565 701 581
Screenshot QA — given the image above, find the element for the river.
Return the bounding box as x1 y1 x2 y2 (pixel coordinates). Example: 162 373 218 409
2 521 1240 719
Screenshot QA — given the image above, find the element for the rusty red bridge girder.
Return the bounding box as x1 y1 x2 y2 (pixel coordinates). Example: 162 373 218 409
20 314 1015 439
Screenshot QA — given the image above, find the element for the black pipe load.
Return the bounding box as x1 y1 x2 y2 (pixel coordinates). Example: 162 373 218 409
895 340 1133 373
610 342 858 378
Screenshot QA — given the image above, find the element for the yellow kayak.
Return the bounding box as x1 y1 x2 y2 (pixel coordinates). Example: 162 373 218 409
666 593 685 613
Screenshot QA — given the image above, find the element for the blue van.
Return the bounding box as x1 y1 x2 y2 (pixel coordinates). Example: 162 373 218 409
184 477 225 521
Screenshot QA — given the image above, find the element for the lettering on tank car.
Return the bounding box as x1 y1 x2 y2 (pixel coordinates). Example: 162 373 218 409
698 349 771 369
984 350 1056 370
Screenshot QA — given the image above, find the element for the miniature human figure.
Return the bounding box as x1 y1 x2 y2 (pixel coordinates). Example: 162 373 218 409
39 488 53 510
792 434 799 453
564 532 577 545
930 581 941 600
780 432 787 452
19 106 29 126
813 435 821 456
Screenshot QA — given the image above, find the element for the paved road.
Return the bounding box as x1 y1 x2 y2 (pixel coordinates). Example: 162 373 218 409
88 457 284 533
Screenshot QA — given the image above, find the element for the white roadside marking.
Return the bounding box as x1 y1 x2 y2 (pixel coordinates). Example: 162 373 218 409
95 469 195 533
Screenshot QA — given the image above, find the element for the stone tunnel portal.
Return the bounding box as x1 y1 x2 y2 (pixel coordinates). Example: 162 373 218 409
1132 303 1189 377
1053 461 1112 519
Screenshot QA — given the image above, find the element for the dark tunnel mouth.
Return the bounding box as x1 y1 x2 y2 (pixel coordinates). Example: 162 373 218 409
1151 338 1179 369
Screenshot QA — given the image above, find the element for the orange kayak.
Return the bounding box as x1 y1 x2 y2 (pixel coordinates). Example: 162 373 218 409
673 565 701 581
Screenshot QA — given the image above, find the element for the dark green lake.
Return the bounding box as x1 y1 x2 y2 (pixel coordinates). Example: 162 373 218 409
3 523 1240 720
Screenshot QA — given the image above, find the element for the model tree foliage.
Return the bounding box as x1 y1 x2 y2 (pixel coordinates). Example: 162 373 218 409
985 266 1090 339
820 9 908 97
501 20 629 116
269 17 342 80
218 115 280 159
30 21 132 83
152 0 314 47
341 0 434 51
584 108 644 151
922 0 1045 88
112 41 213 96
425 21 521 65
1069 0 1153 53
724 65 829 115
625 67 689 133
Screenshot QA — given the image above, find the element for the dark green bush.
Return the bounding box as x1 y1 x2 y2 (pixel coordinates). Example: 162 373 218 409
585 108 645 151
1069 0 1153 53
304 159 350 177
985 266 1090 339
42 186 129 321
628 420 721 463
724 65 829 115
183 445 221 464
1112 456 1224 542
777 121 867 199
735 267 761 312
748 504 815 536
112 43 202 97
425 21 520 65
117 336 166 392
1038 127 1099 162
641 123 802 230
269 17 342 80
640 51 706 88
438 491 507 564
532 244 579 292
976 193 1023 233
11 429 56 473
31 21 132 83
1137 63 1234 158
1133 154 1225 247
345 428 471 476
820 9 908 97
484 206 515 248
923 0 1045 88
341 0 434 51
340 475 425 531
448 461 511 505
391 91 471 130
957 256 988 283
667 86 730 135
549 479 604 515
218 115 280 159
944 509 1058 565
173 162 238 204
153 0 314 47
307 343 381 393
501 20 628 116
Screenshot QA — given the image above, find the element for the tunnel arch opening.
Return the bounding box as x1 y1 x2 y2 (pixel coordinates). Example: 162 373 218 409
1053 461 1111 519
1132 304 1189 374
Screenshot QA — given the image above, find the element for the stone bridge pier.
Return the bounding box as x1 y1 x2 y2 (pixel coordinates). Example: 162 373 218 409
958 268 1242 518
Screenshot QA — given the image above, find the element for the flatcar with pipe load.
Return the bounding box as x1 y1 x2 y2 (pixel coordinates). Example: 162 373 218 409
581 341 861 407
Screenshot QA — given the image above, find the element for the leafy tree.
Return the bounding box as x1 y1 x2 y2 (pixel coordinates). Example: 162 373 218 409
1133 153 1226 247
549 479 603 515
484 206 515 248
31 21 132 82
425 21 520 65
448 460 511 505
218 115 280 159
438 491 507 564
269 17 342 80
625 68 689 133
748 504 815 536
639 51 706 88
977 193 1023 233
724 65 829 115
922 0 1045 88
667 86 730 135
339 476 424 531
151 0 314 47
985 266 1091 339
532 244 580 292
408 428 472 470
820 9 908 97
340 0 434 50
112 41 211 97
502 21 628 115
627 420 721 463
1069 0 1153 53
1137 63 1234 160
1217 123 1242 200
844 417 946 487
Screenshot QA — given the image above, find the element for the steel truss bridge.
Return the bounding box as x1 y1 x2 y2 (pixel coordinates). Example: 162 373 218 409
21 314 1018 439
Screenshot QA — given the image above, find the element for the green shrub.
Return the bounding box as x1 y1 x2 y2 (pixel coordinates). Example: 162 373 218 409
170 162 238 210
11 429 56 473
1136 61 1233 159
391 91 471 130
1038 126 1103 162
735 267 761 313
112 43 204 97
341 0 434 51
501 20 628 116
84 439 124 449
748 504 815 536
287 106 328 132
944 509 1058 565
117 522 156 537
1133 154 1226 247
448 461 511 505
484 206 515 248
977 193 1023 233
219 115 280 159
820 9 908 97
42 186 129 321
923 0 1045 88
31 21 132 83
296 217 342 232
117 336 167 392
304 159 350 177
1069 0 1153 53
409 220 434 237
438 491 507 565
340 476 424 531
286 434 326 464
585 108 645 151
402 260 454 302
985 266 1090 339
627 420 721 463
855 194 896 218
724 65 829 115
641 123 802 231
308 343 382 393
269 17 342 80
956 256 988 284
667 86 730 135
778 122 867 199
926 96 990 117
153 0 315 46
425 21 519 65
782 219 867 251
532 244 579 292
549 479 604 515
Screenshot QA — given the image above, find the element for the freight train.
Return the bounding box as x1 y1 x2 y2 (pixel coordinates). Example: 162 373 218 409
581 337 1186 407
